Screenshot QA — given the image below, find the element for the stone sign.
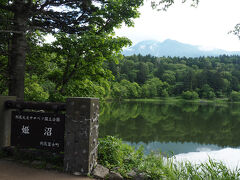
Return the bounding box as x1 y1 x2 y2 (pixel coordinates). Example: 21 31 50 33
11 111 65 152
1 97 99 176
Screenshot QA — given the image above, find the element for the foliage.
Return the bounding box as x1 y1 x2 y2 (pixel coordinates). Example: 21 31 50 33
108 55 240 101
182 91 199 100
199 84 216 99
110 78 169 99
0 0 144 98
24 75 49 102
64 79 108 100
45 33 130 97
98 136 144 174
151 0 199 11
6 31 132 102
229 91 240 102
97 136 240 179
111 82 128 100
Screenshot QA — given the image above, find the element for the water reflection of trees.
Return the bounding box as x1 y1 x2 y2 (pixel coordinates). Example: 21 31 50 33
99 102 240 147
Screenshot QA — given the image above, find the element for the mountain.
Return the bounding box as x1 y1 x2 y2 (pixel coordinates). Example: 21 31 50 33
122 39 240 57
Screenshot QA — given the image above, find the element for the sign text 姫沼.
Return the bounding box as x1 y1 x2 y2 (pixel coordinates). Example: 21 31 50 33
11 111 65 152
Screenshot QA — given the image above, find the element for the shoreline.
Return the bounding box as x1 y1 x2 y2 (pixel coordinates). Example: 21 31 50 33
106 97 236 105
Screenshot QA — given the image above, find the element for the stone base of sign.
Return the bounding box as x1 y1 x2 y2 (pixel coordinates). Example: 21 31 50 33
0 96 16 148
92 164 109 179
64 97 99 175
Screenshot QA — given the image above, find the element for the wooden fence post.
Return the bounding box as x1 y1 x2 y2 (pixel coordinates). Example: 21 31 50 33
64 97 99 175
0 96 16 148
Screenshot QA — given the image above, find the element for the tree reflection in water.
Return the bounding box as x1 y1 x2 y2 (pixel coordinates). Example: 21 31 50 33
99 101 240 154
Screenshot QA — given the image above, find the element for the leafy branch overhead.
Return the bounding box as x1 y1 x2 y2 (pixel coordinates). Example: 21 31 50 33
45 33 131 95
0 0 143 34
0 0 143 99
150 0 199 11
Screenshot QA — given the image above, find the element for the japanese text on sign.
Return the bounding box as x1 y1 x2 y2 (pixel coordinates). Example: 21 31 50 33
11 111 65 152
15 114 61 122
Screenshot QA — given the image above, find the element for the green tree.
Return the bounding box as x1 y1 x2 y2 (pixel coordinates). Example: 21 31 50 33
137 62 149 84
162 70 176 85
199 84 216 99
182 91 199 100
24 75 49 102
183 69 196 91
127 82 141 98
0 0 143 99
109 54 240 100
63 79 108 101
45 33 130 98
140 78 169 98
229 91 240 102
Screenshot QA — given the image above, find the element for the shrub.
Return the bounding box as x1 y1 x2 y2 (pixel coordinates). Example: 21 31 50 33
98 136 143 174
24 75 49 102
98 137 240 179
161 89 169 97
229 91 240 102
200 84 216 99
207 91 216 99
182 91 199 100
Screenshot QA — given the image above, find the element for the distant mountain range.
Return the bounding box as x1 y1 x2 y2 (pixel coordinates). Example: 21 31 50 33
122 39 240 57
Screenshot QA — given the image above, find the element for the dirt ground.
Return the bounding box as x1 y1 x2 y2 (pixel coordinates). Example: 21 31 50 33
0 159 94 180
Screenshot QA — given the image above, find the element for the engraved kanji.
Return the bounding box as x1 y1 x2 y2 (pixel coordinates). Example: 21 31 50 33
22 125 30 134
44 127 52 136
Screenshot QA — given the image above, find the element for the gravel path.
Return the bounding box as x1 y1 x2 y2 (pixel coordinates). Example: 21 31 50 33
0 159 94 180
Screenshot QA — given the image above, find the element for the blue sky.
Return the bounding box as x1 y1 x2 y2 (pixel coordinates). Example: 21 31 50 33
115 0 240 51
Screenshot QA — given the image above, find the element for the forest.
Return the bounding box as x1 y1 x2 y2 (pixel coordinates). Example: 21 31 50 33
2 35 240 102
108 54 240 101
1 0 240 102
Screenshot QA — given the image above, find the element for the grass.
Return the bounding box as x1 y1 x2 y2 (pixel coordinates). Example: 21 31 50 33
98 136 240 179
173 159 240 180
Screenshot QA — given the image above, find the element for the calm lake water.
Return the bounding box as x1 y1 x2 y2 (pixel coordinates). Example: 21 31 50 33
99 101 240 156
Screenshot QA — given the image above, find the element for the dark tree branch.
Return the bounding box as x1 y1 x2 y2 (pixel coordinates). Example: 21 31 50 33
58 59 79 93
0 3 13 12
38 0 51 11
0 49 8 56
0 30 24 34
97 19 111 34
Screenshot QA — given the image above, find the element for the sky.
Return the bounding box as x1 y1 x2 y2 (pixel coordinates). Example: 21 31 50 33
114 0 240 51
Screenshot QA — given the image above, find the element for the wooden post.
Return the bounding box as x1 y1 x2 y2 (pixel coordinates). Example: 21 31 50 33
0 96 16 148
64 97 99 175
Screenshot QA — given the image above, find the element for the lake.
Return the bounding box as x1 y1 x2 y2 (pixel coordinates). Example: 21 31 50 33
99 101 240 158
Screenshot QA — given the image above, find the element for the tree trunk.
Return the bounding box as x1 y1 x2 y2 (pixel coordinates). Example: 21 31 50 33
8 7 27 100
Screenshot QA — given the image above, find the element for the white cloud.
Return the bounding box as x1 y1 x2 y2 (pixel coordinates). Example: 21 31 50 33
115 0 240 51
